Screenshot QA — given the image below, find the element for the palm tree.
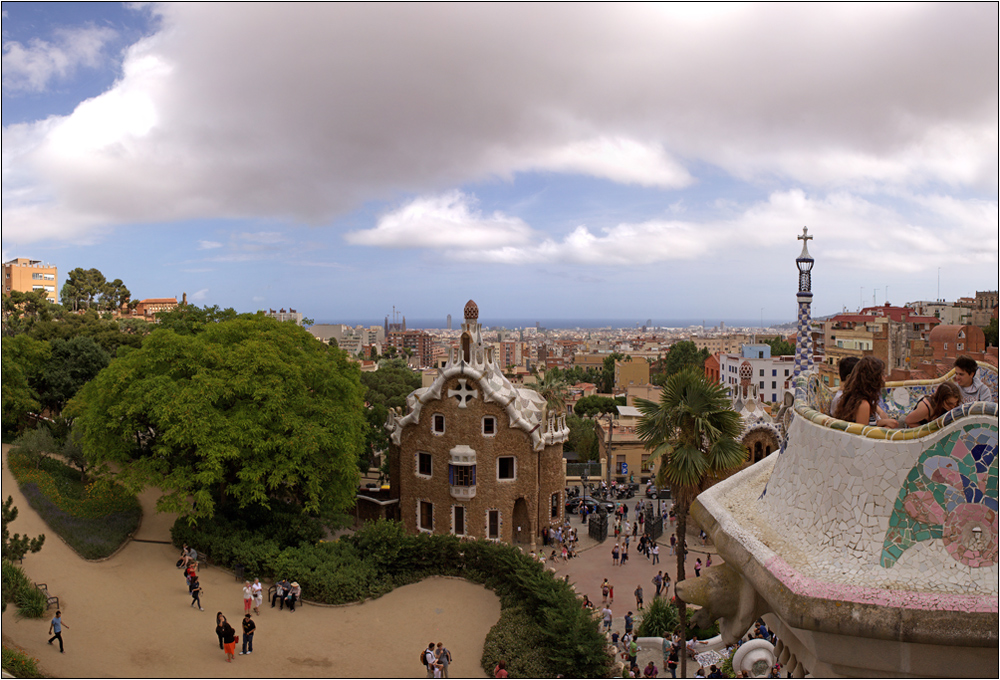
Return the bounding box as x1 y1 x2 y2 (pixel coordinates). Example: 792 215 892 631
635 368 744 678
533 370 570 415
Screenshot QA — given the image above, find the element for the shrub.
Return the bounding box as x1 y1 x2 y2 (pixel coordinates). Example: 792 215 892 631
481 606 556 678
636 595 680 637
2 561 48 619
2 645 44 678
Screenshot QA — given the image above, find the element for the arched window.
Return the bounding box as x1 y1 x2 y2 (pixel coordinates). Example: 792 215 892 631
462 333 471 363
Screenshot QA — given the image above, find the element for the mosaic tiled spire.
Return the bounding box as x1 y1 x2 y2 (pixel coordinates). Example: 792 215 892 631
793 227 814 378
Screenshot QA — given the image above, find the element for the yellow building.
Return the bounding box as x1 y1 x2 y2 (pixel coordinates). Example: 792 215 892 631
613 358 649 392
3 258 58 304
596 405 655 485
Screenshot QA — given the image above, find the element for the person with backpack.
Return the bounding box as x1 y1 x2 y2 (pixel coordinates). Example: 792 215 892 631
423 642 437 678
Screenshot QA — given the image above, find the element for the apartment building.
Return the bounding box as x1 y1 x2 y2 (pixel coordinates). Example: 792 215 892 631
3 258 58 303
386 329 433 367
718 344 796 404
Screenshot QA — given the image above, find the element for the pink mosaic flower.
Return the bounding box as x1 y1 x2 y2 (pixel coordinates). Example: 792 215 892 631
941 504 998 568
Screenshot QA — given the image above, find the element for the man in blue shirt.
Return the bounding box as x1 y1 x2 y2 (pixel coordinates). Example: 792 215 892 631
48 610 68 653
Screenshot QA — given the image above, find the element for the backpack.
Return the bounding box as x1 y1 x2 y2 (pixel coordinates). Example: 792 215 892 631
421 649 430 666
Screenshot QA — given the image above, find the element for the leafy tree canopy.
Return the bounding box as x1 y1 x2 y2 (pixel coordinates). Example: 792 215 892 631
360 358 422 473
2 289 56 337
653 341 709 385
26 310 149 356
565 414 600 461
1 334 51 433
765 336 795 356
984 317 998 348
573 395 621 418
2 496 45 562
60 267 132 312
152 303 245 335
67 316 367 521
40 336 110 414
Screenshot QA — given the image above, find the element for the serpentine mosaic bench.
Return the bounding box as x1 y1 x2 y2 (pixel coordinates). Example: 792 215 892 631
683 364 998 677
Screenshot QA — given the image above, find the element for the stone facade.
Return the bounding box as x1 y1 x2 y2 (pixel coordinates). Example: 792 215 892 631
386 300 569 549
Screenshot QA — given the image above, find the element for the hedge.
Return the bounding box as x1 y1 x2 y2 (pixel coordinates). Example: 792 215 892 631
176 516 612 678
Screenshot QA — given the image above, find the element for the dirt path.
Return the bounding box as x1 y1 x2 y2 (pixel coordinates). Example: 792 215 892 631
2 445 498 678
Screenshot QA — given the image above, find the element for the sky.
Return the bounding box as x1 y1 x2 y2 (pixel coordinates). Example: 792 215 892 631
2 3 997 327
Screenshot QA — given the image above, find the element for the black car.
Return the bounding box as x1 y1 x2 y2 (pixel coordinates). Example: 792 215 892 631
565 497 616 515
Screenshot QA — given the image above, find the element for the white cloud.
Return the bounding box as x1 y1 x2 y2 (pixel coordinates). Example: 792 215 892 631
198 240 222 250
190 288 209 302
346 192 535 249
448 189 997 275
2 25 117 92
0 4 995 246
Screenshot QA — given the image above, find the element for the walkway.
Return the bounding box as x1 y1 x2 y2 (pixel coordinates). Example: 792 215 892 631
544 503 725 677
1 445 499 678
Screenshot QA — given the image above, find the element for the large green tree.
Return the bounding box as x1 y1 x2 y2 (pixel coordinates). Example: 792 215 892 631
68 317 367 521
39 336 110 414
565 414 600 461
765 337 795 356
636 368 745 678
2 289 55 337
652 341 710 385
360 358 421 474
1 335 51 434
573 395 621 418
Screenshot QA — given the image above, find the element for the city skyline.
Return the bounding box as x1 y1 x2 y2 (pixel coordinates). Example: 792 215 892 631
3 4 997 321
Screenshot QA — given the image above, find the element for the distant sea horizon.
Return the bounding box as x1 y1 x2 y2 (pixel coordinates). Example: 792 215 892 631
312 317 795 330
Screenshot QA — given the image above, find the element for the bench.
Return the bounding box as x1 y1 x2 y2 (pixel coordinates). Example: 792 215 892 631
34 583 59 610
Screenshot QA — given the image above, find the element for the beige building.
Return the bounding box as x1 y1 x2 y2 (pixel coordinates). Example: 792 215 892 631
614 358 649 392
689 333 751 355
596 405 655 485
3 258 58 303
386 300 569 549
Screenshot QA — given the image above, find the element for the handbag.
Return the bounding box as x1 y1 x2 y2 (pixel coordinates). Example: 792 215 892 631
234 635 239 645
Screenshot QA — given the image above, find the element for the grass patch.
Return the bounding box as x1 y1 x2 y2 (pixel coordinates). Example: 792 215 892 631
8 451 141 560
2 645 45 678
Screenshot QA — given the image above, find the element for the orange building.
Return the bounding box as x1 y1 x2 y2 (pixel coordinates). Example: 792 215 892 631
3 258 58 303
134 298 178 318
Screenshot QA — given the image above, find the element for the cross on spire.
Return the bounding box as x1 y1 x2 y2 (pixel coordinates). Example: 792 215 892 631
798 226 812 244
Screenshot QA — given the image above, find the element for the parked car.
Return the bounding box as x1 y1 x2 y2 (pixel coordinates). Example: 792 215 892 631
646 484 671 500
565 497 616 515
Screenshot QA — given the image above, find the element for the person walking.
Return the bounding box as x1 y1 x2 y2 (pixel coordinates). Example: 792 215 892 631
634 584 644 610
240 613 255 655
612 543 620 566
651 542 660 565
251 578 263 615
47 611 68 653
601 578 611 605
694 558 703 578
670 533 676 556
663 572 672 598
602 605 613 632
190 575 204 610
652 571 664 598
435 642 452 678
242 581 253 615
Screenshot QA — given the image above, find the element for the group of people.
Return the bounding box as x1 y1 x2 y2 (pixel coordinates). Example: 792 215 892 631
540 520 581 562
215 611 257 661
179 545 204 611
831 355 991 428
421 641 452 678
611 531 660 567
270 578 302 611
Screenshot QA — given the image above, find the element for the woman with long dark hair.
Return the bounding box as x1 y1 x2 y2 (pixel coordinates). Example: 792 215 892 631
832 356 897 427
905 382 961 427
